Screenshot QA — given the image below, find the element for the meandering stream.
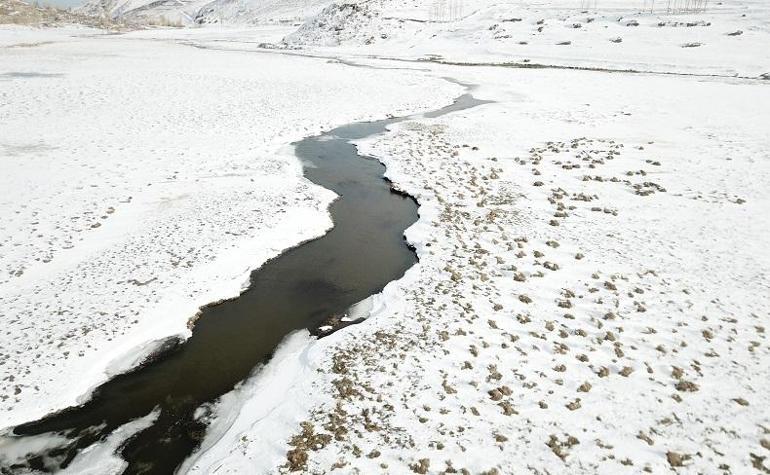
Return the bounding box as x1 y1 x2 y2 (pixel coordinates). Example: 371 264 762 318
1 87 489 475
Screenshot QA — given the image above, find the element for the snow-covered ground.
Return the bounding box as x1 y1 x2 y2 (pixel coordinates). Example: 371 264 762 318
284 0 770 78
0 25 458 429
2 0 769 473
183 2 769 474
186 65 770 474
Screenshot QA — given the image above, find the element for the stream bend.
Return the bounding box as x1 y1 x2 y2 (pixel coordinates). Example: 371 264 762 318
0 87 490 475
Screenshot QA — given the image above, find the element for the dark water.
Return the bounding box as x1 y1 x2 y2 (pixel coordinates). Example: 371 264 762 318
1 92 490 475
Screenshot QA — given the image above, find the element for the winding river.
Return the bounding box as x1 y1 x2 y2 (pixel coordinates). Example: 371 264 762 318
1 86 489 475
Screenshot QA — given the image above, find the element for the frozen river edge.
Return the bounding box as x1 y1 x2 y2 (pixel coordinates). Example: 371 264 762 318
0 26 461 435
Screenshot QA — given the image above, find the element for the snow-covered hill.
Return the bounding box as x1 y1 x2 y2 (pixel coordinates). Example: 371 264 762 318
284 0 770 78
0 0 115 26
78 0 333 25
78 0 207 25
193 0 332 25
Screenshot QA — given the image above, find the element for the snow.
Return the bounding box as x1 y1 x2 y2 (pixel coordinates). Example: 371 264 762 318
194 63 770 473
78 0 333 26
0 409 157 473
2 0 769 473
285 0 770 78
177 2 769 474
60 410 159 475
192 0 333 26
0 25 458 429
0 23 103 46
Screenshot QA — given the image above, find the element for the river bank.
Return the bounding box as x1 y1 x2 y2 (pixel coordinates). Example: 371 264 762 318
2 3 769 472
0 25 458 434
190 56 770 475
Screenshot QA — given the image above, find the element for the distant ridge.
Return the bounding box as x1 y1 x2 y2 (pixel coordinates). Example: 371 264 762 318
77 0 334 26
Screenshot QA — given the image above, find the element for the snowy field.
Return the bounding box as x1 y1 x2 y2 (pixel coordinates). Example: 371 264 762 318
187 66 770 474
0 26 458 428
186 2 769 474
1 0 769 473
